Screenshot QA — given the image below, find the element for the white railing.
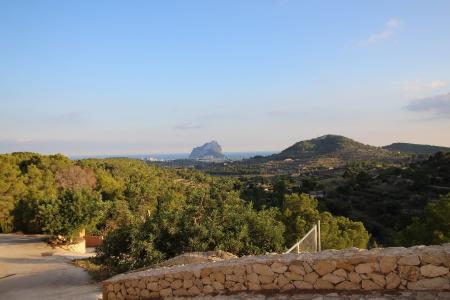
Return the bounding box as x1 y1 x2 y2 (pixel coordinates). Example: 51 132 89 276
285 221 321 254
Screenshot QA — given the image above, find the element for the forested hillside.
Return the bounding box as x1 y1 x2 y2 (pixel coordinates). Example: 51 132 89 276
0 152 368 274
320 152 450 246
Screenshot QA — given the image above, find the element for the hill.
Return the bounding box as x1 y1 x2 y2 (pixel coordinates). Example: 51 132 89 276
258 134 409 170
271 135 379 160
383 142 450 155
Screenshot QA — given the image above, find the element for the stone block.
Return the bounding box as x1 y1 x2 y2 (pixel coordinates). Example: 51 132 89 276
420 264 449 277
380 256 397 273
313 260 336 276
293 280 313 289
252 263 274 276
271 262 288 273
398 255 420 266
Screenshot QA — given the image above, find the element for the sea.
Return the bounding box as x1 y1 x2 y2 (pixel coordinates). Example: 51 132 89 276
70 151 274 161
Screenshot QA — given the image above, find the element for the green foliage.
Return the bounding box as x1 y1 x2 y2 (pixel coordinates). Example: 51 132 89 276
322 152 450 245
281 193 369 249
38 189 104 240
401 193 450 246
0 152 372 275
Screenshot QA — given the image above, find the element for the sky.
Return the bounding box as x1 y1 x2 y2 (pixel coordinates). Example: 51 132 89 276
1 0 450 155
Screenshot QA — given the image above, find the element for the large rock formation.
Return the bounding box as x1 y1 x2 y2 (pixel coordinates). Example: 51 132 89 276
189 141 225 161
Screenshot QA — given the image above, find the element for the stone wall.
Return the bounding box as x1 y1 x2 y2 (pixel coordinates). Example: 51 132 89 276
102 244 450 299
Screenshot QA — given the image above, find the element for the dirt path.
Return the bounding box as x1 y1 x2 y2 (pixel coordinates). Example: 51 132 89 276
0 234 101 300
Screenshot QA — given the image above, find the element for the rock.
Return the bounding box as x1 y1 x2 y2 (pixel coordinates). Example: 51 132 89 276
333 268 347 279
314 278 334 289
386 272 401 289
281 283 295 291
285 271 304 281
189 141 225 161
398 255 420 266
233 265 246 276
159 279 171 289
355 262 378 274
313 261 336 276
368 273 385 287
336 261 354 272
248 282 261 291
212 281 224 291
211 272 225 283
380 256 397 273
252 263 274 276
276 274 290 287
203 285 214 294
271 262 288 273
228 282 245 292
407 277 450 290
289 263 306 275
322 273 345 284
259 274 274 284
183 279 194 289
335 281 359 290
188 285 201 295
159 288 172 297
361 279 382 290
173 288 187 296
201 277 212 285
304 272 319 284
303 261 314 273
261 282 278 290
421 251 447 266
225 274 244 283
420 264 449 277
399 265 420 281
349 272 361 283
170 279 183 289
293 281 313 289
247 272 259 284
200 268 212 278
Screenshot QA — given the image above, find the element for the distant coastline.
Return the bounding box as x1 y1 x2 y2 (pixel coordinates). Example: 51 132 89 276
70 151 276 161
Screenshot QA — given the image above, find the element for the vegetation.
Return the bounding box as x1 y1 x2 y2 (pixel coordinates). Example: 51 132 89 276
383 142 450 155
320 152 450 246
3 149 448 276
0 152 369 275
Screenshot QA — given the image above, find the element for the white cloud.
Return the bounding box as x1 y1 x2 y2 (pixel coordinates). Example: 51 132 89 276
359 18 400 46
397 79 449 93
430 80 448 89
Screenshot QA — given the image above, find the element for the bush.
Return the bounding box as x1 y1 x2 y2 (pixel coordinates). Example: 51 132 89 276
38 189 105 241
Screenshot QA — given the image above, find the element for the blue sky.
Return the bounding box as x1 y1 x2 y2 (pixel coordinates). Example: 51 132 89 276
1 0 450 155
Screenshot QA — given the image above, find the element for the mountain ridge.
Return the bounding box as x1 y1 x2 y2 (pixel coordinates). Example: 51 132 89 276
383 142 450 155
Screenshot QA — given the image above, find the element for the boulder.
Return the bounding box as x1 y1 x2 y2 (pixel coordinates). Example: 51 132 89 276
380 256 397 273
386 272 401 289
398 255 420 266
420 264 449 277
252 263 274 276
335 281 360 290
313 261 336 276
407 277 450 290
271 262 288 273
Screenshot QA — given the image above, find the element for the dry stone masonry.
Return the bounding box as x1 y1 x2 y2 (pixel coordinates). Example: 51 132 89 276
102 244 450 299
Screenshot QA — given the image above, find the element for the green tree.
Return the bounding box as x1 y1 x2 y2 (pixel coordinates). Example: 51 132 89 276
38 189 105 240
401 193 450 245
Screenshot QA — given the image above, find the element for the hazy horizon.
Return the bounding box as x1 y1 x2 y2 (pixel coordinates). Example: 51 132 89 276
1 1 450 155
